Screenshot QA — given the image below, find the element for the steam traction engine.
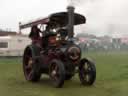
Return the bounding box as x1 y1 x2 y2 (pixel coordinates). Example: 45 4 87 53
19 6 96 88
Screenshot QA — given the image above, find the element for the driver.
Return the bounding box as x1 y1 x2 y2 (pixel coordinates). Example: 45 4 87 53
58 28 68 40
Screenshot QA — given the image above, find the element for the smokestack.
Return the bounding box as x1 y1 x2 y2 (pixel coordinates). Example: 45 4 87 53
67 6 75 38
19 22 22 35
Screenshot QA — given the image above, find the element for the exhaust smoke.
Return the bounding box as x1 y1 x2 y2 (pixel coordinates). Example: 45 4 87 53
67 0 128 36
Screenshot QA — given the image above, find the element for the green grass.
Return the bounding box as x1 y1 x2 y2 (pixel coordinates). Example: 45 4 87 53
0 52 128 96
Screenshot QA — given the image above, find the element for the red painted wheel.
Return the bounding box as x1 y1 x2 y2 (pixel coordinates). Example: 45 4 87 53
23 47 41 82
49 59 65 88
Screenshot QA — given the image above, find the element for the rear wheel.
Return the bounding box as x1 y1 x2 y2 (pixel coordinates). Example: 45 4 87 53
79 58 96 85
49 59 65 88
23 47 41 82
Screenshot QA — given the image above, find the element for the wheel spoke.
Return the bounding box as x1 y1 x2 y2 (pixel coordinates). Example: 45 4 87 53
25 57 33 69
28 70 33 79
53 75 58 81
84 63 92 73
25 64 32 70
80 63 92 80
84 63 88 70
55 65 58 71
85 74 90 82
50 64 60 81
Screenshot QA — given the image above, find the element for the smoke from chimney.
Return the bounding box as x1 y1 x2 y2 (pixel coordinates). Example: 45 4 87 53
67 0 128 36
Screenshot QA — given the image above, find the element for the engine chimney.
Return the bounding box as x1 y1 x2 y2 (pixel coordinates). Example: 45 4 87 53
67 6 75 38
19 22 22 35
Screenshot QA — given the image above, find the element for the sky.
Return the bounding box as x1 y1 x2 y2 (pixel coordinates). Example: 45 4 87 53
0 0 128 36
79 0 128 36
0 0 67 31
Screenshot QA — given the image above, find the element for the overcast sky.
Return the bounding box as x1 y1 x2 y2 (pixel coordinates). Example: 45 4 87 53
0 0 67 31
0 0 128 36
80 0 128 36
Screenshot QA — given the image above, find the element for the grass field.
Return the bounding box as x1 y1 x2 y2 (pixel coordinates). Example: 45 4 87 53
0 52 128 96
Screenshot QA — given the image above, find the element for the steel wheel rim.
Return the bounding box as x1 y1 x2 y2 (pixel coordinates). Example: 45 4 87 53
81 62 92 82
24 54 33 80
51 63 60 81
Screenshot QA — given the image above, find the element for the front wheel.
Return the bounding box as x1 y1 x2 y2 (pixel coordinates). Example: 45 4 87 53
79 58 96 85
49 59 65 88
